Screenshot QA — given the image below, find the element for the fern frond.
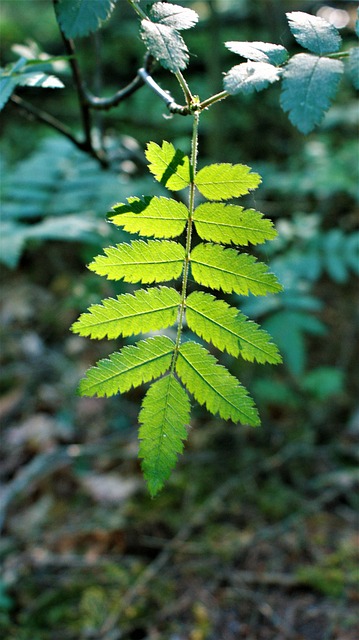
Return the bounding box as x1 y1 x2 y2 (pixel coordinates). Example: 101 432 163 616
145 141 191 191
193 203 277 246
72 286 181 340
78 336 175 397
109 196 188 239
88 239 185 284
195 163 261 200
190 243 282 295
176 341 260 425
186 291 282 364
139 374 191 497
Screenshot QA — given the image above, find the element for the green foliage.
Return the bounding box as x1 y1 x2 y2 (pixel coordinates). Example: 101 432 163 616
140 2 198 73
0 137 151 268
55 0 117 39
224 10 355 133
109 196 188 239
0 56 64 110
286 11 342 55
145 140 191 190
138 374 191 497
280 54 344 134
73 140 282 495
194 163 261 200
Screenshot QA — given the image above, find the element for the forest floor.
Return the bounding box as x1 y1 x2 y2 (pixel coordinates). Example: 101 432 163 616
1 261 358 640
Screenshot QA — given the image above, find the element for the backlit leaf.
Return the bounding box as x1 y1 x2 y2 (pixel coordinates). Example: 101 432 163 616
224 62 282 95
287 11 342 55
139 374 191 496
109 196 188 238
88 239 185 284
193 203 276 246
186 291 282 364
72 286 181 340
195 163 261 200
280 53 344 133
190 243 282 295
225 41 288 65
145 141 191 191
176 341 260 425
140 20 189 72
78 336 175 397
18 72 64 89
149 2 198 30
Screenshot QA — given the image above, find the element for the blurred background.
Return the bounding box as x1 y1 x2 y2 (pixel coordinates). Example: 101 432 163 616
0 1 358 639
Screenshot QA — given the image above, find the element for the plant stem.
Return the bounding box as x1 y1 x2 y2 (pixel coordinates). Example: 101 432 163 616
171 112 200 372
175 71 194 106
10 94 109 167
199 90 229 111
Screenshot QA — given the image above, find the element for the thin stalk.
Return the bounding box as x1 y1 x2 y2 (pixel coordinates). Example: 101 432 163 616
127 0 147 20
171 112 200 372
199 90 229 111
175 70 194 106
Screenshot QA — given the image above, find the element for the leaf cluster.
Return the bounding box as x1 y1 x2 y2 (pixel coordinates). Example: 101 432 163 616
72 140 282 495
224 11 357 133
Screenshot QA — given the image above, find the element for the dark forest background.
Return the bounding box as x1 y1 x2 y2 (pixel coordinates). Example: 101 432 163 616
0 1 358 639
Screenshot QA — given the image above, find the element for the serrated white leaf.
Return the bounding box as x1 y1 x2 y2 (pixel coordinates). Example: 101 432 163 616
287 11 342 55
149 2 198 30
225 41 288 65
18 72 64 89
141 20 189 72
224 61 282 95
280 53 344 133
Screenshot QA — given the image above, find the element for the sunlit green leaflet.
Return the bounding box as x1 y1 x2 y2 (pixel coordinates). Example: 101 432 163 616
72 138 282 496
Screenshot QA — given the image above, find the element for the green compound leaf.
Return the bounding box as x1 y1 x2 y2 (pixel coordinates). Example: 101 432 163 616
195 163 261 200
348 48 359 90
280 53 344 134
109 196 188 239
72 286 181 340
190 243 282 296
145 141 191 191
55 0 116 38
193 203 277 246
186 291 282 364
88 239 185 284
149 2 198 30
140 20 189 73
225 41 288 65
176 341 260 426
287 11 342 55
78 336 175 398
139 374 191 497
224 62 282 95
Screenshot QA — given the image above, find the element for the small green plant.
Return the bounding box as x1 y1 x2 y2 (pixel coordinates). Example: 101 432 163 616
72 128 282 495
2 1 357 495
